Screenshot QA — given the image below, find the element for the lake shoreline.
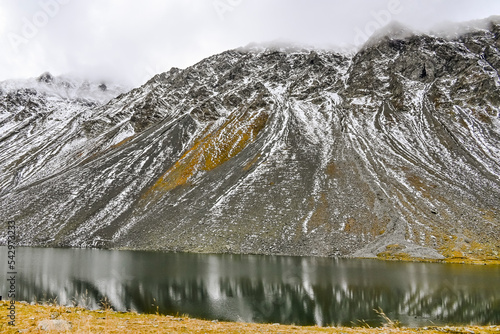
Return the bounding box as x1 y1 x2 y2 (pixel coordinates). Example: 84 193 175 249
3 244 500 265
1 301 499 334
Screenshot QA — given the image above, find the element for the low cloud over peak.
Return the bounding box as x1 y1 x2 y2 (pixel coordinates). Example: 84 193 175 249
1 0 500 87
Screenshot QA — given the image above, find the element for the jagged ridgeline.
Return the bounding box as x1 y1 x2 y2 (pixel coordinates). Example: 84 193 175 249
0 19 499 260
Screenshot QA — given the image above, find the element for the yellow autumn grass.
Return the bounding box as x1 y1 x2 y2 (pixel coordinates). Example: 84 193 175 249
0 301 498 333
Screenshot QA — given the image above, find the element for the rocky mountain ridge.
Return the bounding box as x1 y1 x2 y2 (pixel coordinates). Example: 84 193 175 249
0 19 499 260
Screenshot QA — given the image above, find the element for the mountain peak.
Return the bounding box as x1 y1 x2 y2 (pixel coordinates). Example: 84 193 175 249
0 73 128 105
37 72 54 84
428 15 500 39
237 40 315 54
363 21 415 48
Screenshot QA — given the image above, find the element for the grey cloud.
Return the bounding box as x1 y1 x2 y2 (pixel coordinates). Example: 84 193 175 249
1 0 500 86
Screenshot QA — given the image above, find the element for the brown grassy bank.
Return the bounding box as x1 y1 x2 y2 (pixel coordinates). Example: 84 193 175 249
0 301 498 333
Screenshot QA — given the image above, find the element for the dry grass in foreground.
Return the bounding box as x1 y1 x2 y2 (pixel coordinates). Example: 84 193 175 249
0 301 499 333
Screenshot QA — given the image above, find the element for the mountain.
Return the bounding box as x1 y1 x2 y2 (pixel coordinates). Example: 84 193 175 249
0 73 129 196
0 19 499 260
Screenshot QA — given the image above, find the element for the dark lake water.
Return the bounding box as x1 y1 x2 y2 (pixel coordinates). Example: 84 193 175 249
1 247 499 327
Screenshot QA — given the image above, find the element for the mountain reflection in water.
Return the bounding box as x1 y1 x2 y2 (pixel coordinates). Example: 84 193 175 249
3 247 499 327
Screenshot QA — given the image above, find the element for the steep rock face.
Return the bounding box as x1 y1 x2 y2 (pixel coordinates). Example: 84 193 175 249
0 20 499 259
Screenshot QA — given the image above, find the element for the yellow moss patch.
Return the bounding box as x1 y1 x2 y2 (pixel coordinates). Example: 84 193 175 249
481 209 497 222
375 239 500 264
344 217 357 233
146 110 269 194
386 244 405 251
343 216 387 237
406 174 436 199
377 252 413 261
436 229 500 264
325 162 338 177
376 244 414 261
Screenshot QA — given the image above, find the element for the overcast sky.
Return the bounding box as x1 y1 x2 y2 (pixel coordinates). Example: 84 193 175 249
1 0 499 87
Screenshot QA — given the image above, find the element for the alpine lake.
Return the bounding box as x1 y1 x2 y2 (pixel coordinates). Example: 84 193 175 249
1 247 499 327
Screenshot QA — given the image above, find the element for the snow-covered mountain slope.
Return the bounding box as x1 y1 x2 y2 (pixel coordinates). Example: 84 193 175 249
0 73 130 195
1 19 499 260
